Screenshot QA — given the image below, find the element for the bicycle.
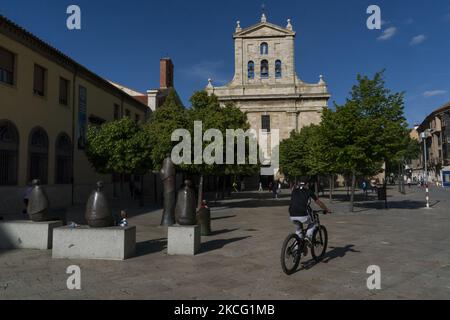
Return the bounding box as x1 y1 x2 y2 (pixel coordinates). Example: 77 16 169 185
280 210 329 275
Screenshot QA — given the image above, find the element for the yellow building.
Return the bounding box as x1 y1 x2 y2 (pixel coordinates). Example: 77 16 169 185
0 15 150 216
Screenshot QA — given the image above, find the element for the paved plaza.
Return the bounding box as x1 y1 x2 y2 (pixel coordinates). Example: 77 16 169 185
1 185 450 300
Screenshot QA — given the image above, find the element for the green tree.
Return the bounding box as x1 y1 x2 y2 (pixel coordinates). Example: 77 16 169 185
146 88 187 170
279 126 315 180
85 117 153 199
219 103 260 189
280 124 338 197
185 91 257 205
327 71 411 211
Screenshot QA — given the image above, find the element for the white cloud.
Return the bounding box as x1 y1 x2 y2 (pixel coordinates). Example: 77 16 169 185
180 60 228 85
377 27 397 41
410 34 427 46
423 90 447 98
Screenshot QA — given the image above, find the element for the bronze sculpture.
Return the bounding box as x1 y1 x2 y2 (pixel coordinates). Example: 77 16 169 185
196 200 211 236
160 156 176 226
85 181 114 228
27 179 50 222
175 180 197 226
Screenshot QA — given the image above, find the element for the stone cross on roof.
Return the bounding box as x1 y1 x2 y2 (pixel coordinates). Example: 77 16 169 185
261 3 267 23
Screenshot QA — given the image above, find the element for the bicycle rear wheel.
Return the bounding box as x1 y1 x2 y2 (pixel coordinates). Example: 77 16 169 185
281 234 301 275
311 226 328 262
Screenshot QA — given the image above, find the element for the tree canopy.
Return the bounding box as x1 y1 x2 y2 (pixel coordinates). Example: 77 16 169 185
279 70 414 211
146 88 188 170
85 117 153 176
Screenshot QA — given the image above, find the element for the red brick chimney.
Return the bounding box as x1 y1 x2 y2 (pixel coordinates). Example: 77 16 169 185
160 58 174 89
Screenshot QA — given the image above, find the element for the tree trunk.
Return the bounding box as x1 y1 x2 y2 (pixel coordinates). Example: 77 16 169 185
226 176 231 197
153 173 158 205
214 176 220 204
315 176 319 196
113 174 117 198
349 171 356 212
329 175 333 202
120 174 124 199
221 176 226 200
139 175 144 207
346 177 350 199
197 174 204 209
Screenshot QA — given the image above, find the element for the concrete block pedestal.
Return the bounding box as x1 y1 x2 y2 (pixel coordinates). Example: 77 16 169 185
0 220 63 250
52 226 136 261
168 225 201 256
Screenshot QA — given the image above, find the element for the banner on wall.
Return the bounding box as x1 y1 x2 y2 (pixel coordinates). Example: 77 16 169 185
442 167 450 188
77 85 87 149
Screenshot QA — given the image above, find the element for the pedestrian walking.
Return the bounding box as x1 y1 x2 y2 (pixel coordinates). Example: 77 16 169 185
258 181 263 192
272 180 279 199
232 181 239 192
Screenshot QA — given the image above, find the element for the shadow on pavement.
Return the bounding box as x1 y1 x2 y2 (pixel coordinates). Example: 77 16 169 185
300 244 361 271
199 236 251 254
209 228 239 236
355 200 429 210
135 238 167 257
211 215 236 221
214 198 291 209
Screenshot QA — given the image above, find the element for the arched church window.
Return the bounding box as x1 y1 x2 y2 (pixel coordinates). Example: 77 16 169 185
248 61 255 79
55 133 72 184
28 127 49 184
0 120 19 185
275 60 282 78
260 42 268 55
261 60 269 78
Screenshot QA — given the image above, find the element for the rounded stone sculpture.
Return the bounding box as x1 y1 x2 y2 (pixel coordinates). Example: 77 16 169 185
85 181 114 228
196 201 211 236
160 156 176 226
175 180 197 226
27 179 50 222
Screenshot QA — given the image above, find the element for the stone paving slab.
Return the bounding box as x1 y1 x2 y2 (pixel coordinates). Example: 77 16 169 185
1 186 450 300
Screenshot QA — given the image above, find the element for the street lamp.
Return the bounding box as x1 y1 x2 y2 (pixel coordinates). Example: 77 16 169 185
421 130 431 208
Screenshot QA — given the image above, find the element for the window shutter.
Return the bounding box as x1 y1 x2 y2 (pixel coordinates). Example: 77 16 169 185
34 65 45 94
59 78 68 103
262 115 271 132
0 48 14 72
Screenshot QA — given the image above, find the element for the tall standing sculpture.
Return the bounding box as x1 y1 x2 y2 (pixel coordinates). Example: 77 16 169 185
196 200 211 236
85 181 114 228
175 180 197 226
27 179 50 222
160 156 176 226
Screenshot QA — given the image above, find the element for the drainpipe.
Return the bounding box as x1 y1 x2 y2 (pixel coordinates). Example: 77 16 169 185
71 66 78 206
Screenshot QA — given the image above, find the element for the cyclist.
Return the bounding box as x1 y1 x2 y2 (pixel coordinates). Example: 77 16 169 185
289 180 331 244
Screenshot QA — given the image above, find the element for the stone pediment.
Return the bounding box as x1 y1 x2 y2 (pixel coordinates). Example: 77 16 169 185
234 22 295 38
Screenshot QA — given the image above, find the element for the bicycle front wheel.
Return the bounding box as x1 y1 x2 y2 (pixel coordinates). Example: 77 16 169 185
311 226 328 262
281 234 301 275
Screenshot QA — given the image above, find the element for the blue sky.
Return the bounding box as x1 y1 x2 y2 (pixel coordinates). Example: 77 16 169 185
1 0 450 126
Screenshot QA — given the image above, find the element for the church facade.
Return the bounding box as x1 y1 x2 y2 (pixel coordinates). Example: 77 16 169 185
206 14 331 182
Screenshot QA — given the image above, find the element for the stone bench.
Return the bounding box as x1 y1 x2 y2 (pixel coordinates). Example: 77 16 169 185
52 225 136 261
168 225 201 256
0 220 63 250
